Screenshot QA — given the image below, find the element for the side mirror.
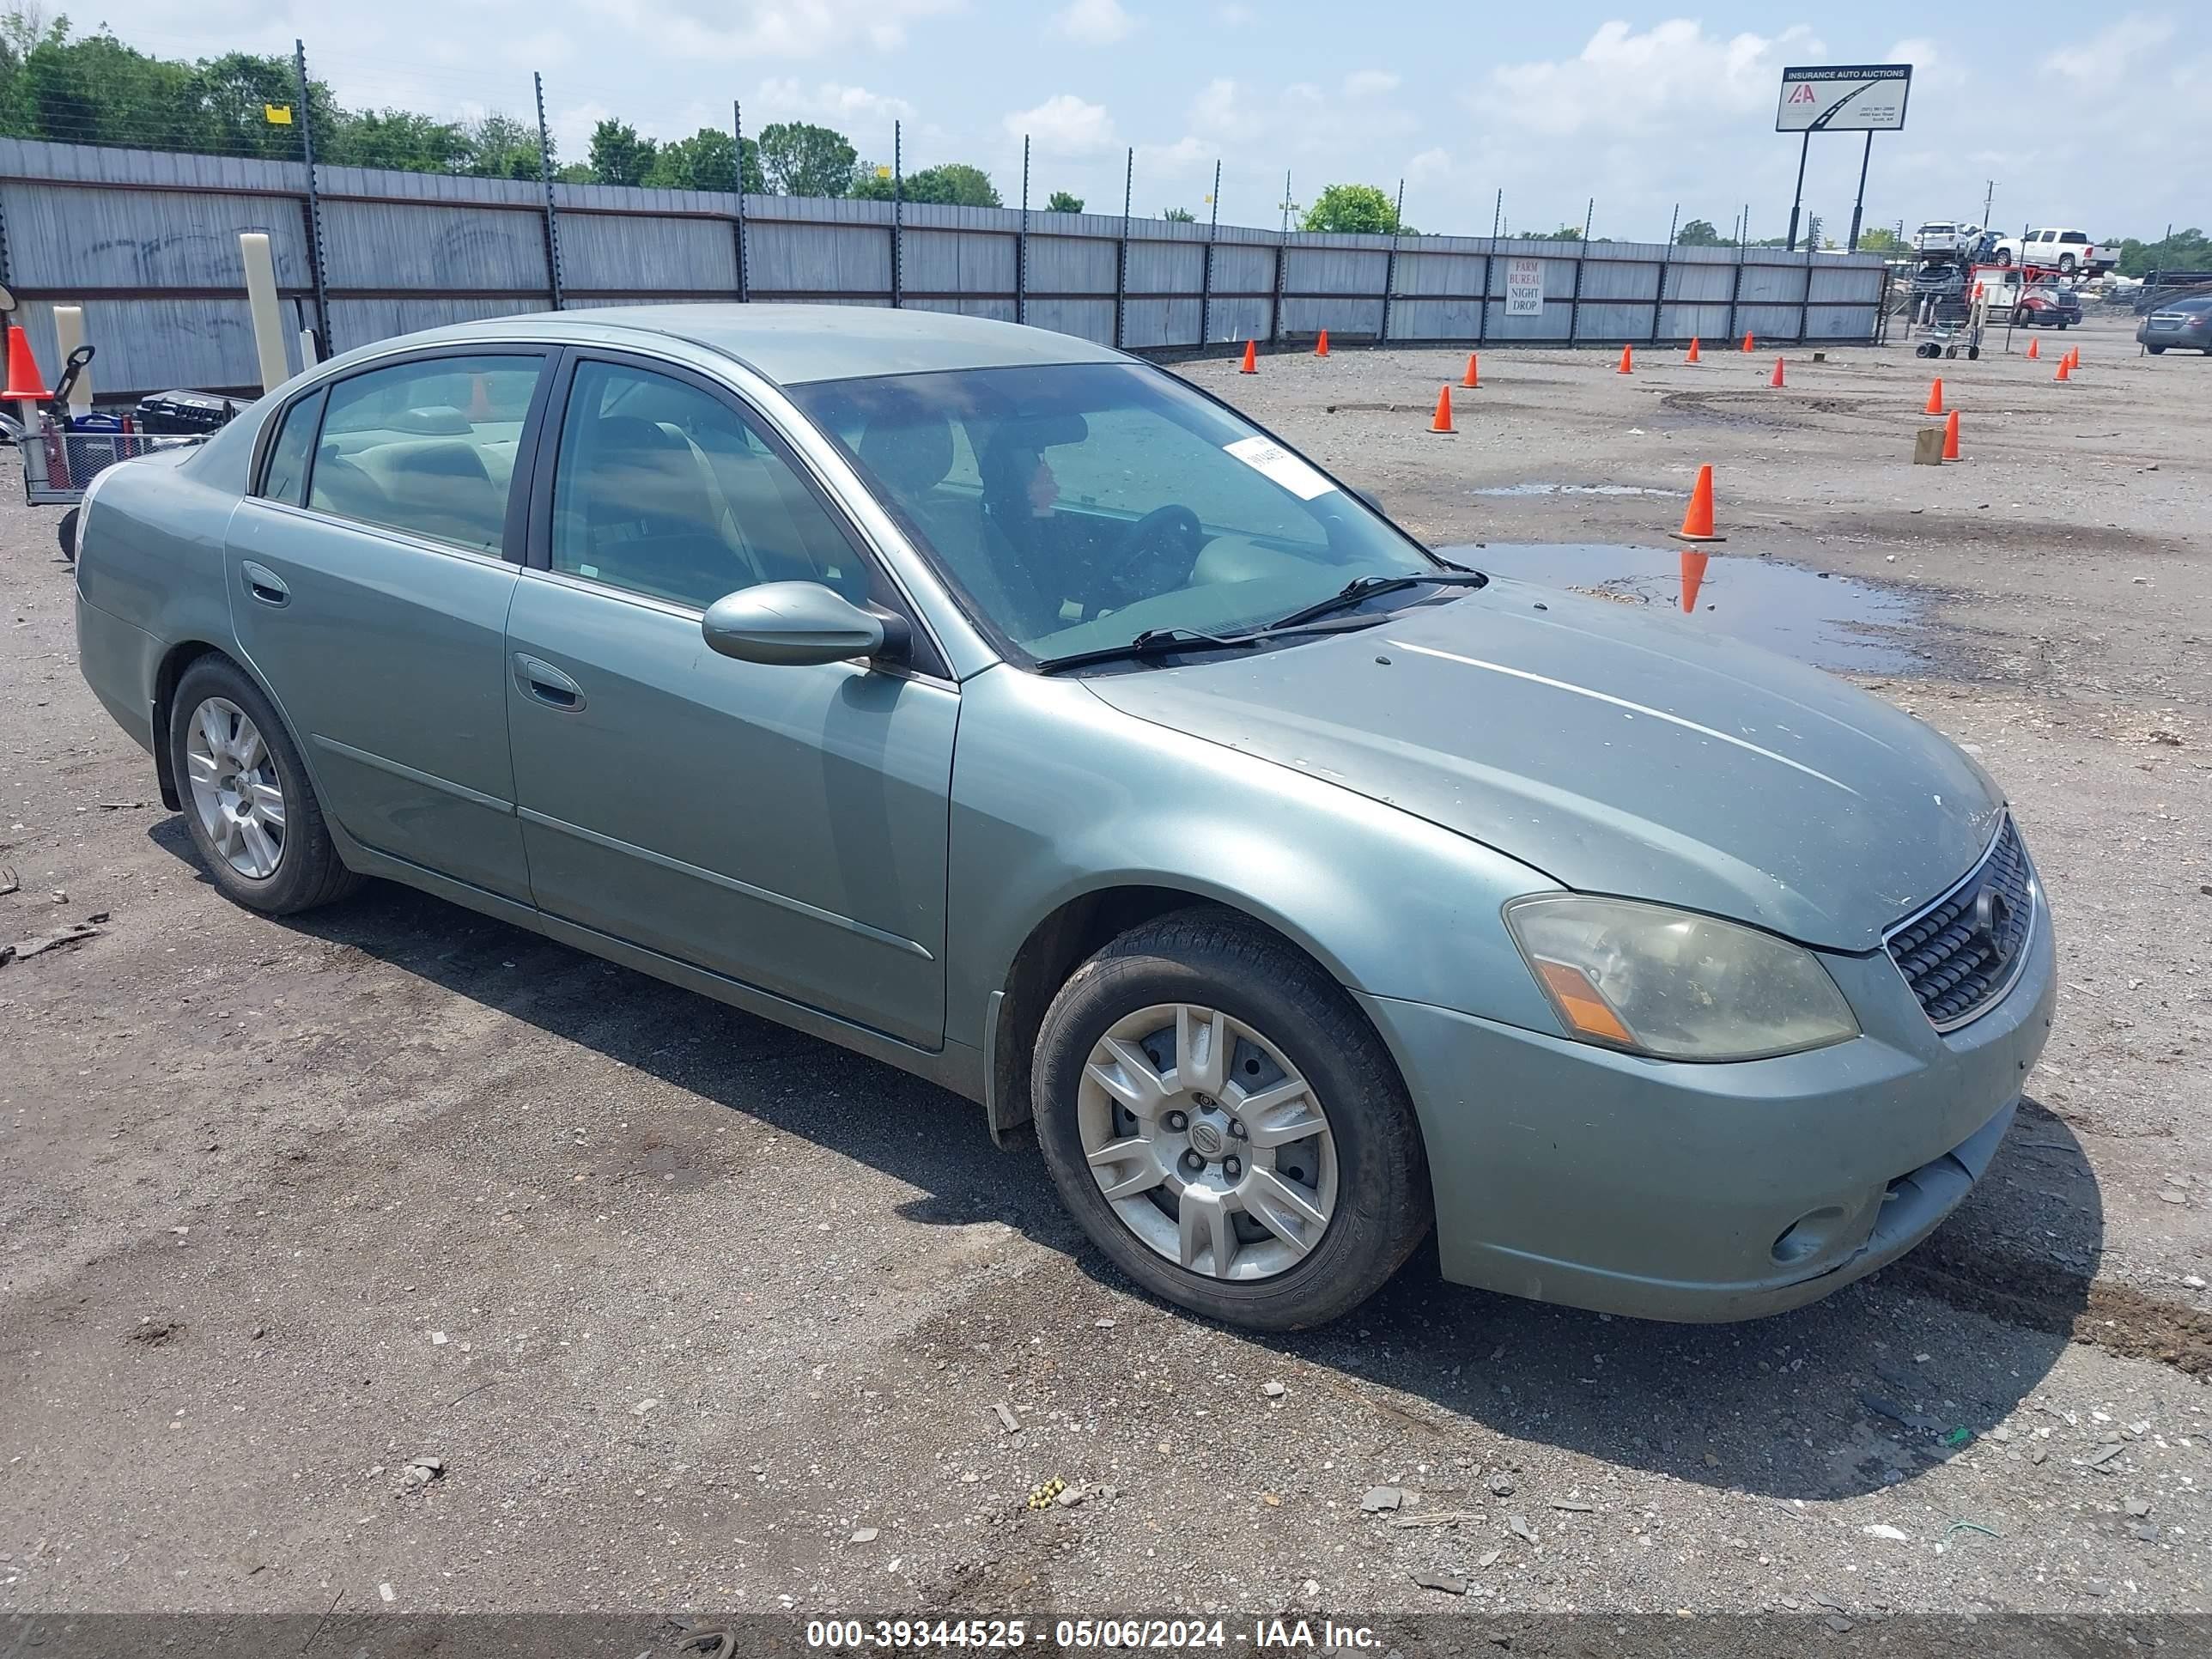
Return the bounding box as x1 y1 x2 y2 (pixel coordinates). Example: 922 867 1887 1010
1349 487 1387 518
701 580 909 668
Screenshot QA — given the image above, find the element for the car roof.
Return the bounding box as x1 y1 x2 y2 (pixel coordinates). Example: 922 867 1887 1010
416 303 1128 386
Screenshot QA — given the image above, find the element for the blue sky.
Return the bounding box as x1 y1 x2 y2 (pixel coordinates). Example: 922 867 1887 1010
88 2 2207 241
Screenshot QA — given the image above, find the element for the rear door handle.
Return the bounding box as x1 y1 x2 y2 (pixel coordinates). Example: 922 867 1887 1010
240 561 289 605
513 653 585 712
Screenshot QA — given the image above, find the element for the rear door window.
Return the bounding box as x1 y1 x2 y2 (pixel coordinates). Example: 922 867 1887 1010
308 354 544 556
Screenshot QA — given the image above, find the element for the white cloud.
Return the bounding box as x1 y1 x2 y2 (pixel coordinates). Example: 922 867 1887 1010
588 0 963 59
1006 94 1117 155
1343 70 1400 98
1053 0 1135 46
1189 77 1267 142
756 77 915 125
1216 3 1255 21
2039 15 2175 91
1486 19 1822 138
1886 37 1964 94
1407 145 1449 179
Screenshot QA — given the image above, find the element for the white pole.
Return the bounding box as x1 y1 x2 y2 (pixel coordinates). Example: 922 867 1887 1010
239 232 289 394
52 305 91 414
298 326 319 368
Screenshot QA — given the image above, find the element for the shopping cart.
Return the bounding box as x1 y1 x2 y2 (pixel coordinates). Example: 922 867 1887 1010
2 345 212 560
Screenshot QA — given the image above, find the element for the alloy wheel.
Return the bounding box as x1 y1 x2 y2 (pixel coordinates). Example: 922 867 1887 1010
184 696 286 879
1076 1002 1338 1280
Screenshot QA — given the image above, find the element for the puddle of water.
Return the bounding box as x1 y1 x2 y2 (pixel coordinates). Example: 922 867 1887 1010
1470 482 1682 498
1443 542 1929 675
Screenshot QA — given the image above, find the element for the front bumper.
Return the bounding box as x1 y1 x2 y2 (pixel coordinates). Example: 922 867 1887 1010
1359 890 2057 1322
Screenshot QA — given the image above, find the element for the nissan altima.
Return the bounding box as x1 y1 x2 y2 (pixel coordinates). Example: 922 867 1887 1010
71 306 2054 1329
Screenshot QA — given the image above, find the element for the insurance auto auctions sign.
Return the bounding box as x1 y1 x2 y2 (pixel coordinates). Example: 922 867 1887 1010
1775 64 1911 132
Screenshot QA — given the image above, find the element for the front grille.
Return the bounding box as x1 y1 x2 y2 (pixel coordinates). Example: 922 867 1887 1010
1885 818 2036 1031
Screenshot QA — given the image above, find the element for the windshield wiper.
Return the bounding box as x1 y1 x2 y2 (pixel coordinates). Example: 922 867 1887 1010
1263 568 1486 632
1034 626 1263 675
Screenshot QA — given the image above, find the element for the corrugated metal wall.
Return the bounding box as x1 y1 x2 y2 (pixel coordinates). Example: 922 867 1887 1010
0 137 1887 399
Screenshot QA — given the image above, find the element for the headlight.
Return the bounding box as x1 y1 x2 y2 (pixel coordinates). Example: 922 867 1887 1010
1504 896 1858 1062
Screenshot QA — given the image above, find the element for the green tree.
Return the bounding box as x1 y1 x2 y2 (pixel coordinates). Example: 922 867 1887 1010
464 112 545 180
758 119 857 197
1162 205 1194 222
1045 189 1083 212
587 118 656 186
641 127 762 193
1855 225 1900 253
904 161 1000 206
1674 217 1724 246
329 108 470 173
1301 182 1399 234
1538 226 1582 241
2116 227 2210 276
848 161 894 200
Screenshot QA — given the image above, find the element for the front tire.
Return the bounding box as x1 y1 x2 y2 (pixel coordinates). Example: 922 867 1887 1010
168 657 361 915
2147 344 2166 355
1032 908 1431 1329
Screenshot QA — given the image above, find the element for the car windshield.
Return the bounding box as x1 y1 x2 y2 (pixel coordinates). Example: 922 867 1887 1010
792 362 1443 660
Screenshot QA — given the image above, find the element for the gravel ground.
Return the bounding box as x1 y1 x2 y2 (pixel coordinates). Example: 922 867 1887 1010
2 311 2207 1623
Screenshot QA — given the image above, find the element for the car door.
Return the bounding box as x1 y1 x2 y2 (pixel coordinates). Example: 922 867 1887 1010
226 348 554 902
503 350 957 1048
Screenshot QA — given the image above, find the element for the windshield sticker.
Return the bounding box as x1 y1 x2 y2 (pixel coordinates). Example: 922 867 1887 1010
1224 435 1337 501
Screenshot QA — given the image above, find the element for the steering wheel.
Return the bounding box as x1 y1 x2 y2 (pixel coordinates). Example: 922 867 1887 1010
1100 504 1205 607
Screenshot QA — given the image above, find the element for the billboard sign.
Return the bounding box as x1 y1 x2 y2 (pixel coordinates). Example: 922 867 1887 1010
1776 64 1911 132
1504 257 1544 316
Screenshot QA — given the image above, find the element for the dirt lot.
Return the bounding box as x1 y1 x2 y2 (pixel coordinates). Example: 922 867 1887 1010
3 311 2208 1626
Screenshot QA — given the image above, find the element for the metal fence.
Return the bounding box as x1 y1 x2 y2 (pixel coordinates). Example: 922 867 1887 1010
0 137 1889 402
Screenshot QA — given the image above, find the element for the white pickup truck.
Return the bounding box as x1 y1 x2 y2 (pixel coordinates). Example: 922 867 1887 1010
1990 228 2115 275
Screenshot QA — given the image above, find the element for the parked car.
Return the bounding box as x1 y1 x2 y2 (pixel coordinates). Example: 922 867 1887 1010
2014 283 2082 327
2137 294 2212 352
1991 228 2113 275
1911 221 1982 255
70 307 2056 1330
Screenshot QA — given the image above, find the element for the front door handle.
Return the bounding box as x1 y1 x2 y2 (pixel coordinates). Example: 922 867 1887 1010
513 653 585 712
240 561 289 605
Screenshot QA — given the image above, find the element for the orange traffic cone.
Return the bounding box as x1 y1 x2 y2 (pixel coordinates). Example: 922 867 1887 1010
1924 376 1945 416
1741 330 1755 352
2 323 48 400
2055 356 2071 382
1685 336 1702 364
1239 339 1257 374
1461 352 1480 389
1942 410 1961 462
465 373 495 422
1617 343 1634 374
1428 386 1455 434
1671 463 1725 544
1315 328 1330 358
2067 347 2080 372
1769 356 1786 388
1680 550 1710 614
2026 335 2040 360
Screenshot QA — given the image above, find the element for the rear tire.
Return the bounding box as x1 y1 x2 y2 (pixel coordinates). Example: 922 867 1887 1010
1032 908 1431 1330
2147 344 2165 355
167 656 362 916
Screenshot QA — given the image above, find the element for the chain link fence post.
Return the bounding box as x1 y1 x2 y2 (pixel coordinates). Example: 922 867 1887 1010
533 71 563 310
294 39 331 358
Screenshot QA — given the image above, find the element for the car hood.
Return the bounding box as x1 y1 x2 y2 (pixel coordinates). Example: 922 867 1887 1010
1082 578 2003 951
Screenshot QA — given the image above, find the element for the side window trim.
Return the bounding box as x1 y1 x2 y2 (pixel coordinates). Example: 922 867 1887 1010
521 347 949 678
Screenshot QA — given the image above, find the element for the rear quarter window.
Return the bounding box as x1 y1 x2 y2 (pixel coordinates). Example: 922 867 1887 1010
258 389 324 507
